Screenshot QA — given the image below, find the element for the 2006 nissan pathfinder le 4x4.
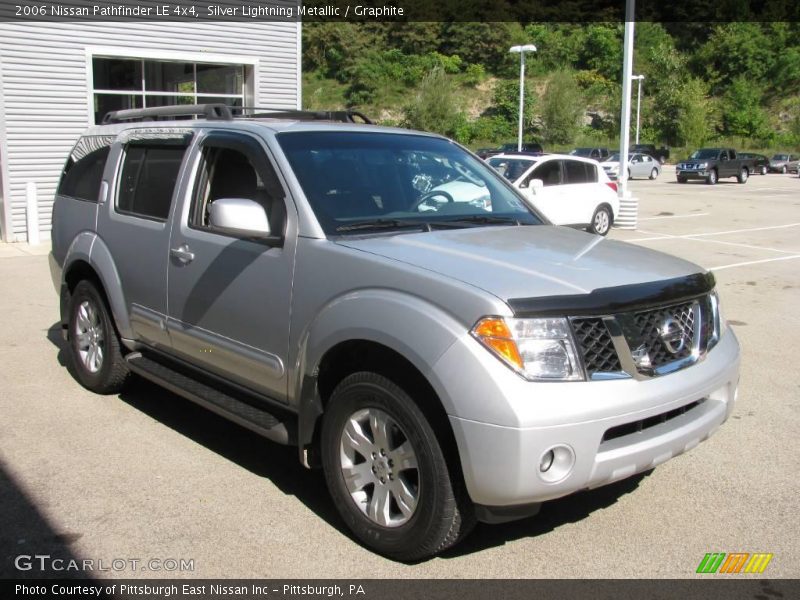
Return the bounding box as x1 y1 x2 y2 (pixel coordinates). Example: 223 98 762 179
50 105 740 561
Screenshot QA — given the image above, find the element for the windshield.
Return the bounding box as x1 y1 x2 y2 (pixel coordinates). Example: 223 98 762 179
772 154 788 160
278 132 542 235
486 156 536 181
690 149 720 159
570 148 593 157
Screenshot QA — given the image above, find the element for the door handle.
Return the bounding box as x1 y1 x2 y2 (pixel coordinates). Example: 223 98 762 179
170 244 195 264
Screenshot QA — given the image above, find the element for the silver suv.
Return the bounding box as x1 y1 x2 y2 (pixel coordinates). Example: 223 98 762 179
50 105 740 561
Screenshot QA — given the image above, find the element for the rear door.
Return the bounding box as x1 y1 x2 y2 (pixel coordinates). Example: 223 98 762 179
98 130 193 349
165 130 295 402
560 159 600 225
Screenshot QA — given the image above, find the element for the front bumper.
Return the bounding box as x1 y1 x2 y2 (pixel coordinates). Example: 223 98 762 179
431 326 740 507
677 169 711 180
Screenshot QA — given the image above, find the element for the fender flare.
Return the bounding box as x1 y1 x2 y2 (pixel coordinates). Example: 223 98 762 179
293 289 468 460
62 233 133 339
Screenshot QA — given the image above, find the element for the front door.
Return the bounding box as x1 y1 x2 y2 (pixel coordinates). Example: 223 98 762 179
166 131 295 402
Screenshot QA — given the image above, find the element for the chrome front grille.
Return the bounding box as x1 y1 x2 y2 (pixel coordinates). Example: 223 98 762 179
633 301 695 367
571 317 621 376
569 295 717 380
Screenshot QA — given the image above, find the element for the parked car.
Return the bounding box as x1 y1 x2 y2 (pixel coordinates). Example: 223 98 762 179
738 152 769 175
676 148 754 184
487 153 618 235
630 144 670 164
569 147 610 161
768 153 798 174
600 152 661 180
50 104 740 561
477 142 543 160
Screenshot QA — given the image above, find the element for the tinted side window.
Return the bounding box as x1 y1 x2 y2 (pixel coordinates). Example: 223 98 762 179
58 136 114 202
117 144 187 220
564 160 595 184
531 160 561 186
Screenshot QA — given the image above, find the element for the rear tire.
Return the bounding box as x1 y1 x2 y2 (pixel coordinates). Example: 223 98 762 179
737 167 749 184
589 205 612 236
67 280 129 394
649 168 658 180
321 372 475 561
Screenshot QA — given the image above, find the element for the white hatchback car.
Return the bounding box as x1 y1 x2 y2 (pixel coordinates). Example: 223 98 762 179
487 153 619 235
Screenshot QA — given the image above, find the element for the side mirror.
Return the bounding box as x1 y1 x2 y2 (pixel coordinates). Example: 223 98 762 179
209 198 272 239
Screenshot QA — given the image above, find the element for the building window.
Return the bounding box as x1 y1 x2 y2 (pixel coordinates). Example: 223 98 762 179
92 57 247 124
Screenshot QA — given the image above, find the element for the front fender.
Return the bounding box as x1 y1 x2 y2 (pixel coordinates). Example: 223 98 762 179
293 288 471 451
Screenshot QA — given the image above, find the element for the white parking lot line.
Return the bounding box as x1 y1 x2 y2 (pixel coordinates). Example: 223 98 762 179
628 222 800 243
709 255 800 271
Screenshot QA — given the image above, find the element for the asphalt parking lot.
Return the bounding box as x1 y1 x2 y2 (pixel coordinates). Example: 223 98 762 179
1 169 798 579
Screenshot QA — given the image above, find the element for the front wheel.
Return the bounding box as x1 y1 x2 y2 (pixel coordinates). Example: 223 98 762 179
67 280 129 394
760 165 767 176
321 372 474 561
589 205 612 236
706 169 718 185
649 167 658 180
781 165 787 174
737 167 749 184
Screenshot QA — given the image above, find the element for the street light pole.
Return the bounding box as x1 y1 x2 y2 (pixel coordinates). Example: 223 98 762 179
509 44 537 152
632 75 645 145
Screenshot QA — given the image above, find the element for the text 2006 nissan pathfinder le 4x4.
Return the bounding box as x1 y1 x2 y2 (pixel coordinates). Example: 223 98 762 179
50 105 740 561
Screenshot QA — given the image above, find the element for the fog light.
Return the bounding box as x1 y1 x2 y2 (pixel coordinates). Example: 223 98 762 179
537 445 576 483
539 450 555 472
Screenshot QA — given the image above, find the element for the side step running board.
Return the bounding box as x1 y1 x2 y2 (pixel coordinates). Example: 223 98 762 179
126 353 293 445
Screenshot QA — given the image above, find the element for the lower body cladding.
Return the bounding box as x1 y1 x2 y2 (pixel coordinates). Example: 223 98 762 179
433 328 740 519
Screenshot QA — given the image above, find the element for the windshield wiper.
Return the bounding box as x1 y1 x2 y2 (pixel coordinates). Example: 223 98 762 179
335 218 431 233
437 215 523 226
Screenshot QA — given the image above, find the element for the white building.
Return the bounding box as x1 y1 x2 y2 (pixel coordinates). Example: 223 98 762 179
0 19 301 242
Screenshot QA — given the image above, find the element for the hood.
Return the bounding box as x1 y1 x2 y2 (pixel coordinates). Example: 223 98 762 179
336 225 705 302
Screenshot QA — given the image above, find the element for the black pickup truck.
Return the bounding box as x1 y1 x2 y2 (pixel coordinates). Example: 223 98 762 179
676 148 755 185
631 143 670 163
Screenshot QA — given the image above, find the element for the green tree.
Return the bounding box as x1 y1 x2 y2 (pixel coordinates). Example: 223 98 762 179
541 70 584 145
721 76 769 140
484 79 537 140
402 67 465 138
677 78 715 148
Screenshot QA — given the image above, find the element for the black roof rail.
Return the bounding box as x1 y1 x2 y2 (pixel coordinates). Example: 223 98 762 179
232 107 373 124
102 104 233 124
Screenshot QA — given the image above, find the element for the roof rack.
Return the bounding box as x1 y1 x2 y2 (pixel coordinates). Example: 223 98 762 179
102 104 233 124
233 107 373 124
101 104 373 125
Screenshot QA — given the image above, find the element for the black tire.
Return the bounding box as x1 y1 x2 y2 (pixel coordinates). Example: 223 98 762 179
737 167 749 184
321 372 474 561
677 175 687 183
706 169 717 185
781 165 787 174
760 165 767 176
649 167 658 180
67 280 129 394
589 205 612 236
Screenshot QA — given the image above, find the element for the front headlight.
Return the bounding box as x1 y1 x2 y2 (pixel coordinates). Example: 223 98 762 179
471 317 584 381
698 162 708 168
